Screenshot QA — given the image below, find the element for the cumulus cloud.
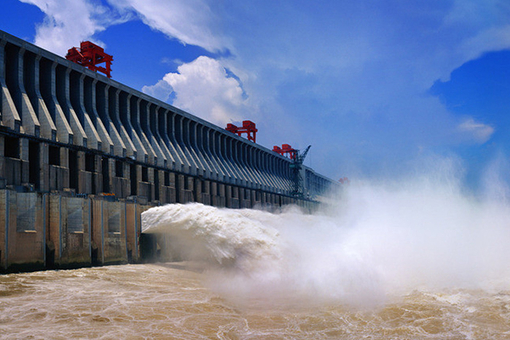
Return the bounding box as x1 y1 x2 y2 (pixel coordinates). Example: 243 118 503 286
458 118 495 144
20 0 130 55
142 79 173 103
144 56 250 126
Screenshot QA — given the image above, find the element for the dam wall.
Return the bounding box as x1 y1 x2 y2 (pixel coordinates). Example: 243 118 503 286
0 30 336 272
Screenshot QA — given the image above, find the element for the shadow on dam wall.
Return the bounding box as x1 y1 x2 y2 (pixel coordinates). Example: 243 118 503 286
139 234 158 263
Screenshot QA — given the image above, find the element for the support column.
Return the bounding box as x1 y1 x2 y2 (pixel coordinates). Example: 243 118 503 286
18 48 40 137
0 40 21 131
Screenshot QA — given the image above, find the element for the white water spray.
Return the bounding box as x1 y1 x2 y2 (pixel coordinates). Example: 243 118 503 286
142 165 510 308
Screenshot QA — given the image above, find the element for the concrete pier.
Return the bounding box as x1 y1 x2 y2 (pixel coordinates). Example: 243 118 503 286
0 30 336 272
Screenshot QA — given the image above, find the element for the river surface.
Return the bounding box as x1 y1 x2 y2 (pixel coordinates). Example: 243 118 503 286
1 263 510 339
2 176 510 339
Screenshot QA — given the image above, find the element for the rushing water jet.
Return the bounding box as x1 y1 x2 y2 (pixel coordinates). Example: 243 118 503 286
141 171 510 309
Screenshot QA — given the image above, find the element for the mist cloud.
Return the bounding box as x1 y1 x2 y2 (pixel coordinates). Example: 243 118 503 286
141 160 510 308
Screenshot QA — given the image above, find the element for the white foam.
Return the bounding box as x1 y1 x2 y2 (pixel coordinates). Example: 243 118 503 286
142 203 282 267
141 163 510 308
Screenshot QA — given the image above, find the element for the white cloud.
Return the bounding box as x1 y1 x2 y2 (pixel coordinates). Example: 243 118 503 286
458 118 495 144
143 56 250 126
142 79 173 103
134 0 510 178
460 25 510 60
20 0 130 55
105 0 228 52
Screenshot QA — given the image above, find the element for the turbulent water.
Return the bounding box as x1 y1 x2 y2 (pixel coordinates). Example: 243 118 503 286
2 171 510 339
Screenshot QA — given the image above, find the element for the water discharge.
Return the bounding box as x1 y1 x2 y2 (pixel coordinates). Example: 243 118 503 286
2 168 510 339
142 172 510 311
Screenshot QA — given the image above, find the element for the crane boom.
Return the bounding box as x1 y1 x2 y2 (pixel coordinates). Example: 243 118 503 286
290 145 311 197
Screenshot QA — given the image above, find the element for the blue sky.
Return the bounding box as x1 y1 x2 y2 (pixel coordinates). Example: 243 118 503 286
1 0 509 190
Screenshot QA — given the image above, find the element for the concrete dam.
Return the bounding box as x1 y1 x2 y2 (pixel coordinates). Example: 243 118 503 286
0 30 335 272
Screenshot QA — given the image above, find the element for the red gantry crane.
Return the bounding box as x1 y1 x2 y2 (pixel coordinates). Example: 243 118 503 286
66 41 113 78
272 144 298 160
226 120 258 142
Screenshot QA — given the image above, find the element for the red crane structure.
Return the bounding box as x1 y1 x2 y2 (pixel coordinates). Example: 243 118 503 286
225 120 258 142
339 177 350 185
272 144 298 160
66 41 113 78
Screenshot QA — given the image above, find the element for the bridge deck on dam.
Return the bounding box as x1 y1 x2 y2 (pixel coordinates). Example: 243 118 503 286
0 30 337 272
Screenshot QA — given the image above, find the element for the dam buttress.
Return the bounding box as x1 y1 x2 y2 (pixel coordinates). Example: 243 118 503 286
0 30 336 272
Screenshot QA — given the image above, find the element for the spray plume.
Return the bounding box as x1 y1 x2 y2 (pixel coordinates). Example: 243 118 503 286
142 161 510 308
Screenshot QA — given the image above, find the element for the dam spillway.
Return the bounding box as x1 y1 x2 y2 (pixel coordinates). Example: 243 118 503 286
0 30 336 272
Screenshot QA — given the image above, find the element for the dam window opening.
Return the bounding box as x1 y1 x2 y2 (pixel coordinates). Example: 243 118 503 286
69 150 79 191
192 178 197 202
175 173 180 202
85 153 95 172
28 141 40 190
201 180 207 194
141 166 148 182
130 164 137 195
164 172 170 187
154 169 160 201
48 146 60 166
102 157 110 193
4 136 20 159
115 160 123 178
